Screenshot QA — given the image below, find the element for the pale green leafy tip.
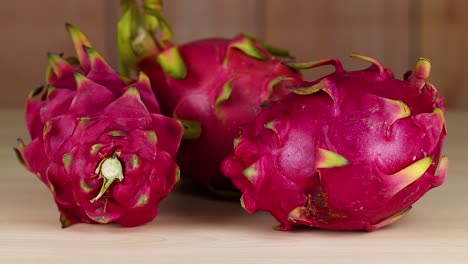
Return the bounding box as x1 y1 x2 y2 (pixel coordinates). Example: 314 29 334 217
90 144 103 155
145 130 158 143
156 47 187 79
131 154 140 169
243 34 292 58
215 80 233 108
14 142 26 167
136 194 149 206
80 180 92 192
229 37 267 61
179 119 202 140
62 153 72 173
108 130 125 137
224 36 267 65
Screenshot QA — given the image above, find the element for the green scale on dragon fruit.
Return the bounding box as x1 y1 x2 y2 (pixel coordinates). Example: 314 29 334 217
117 0 305 193
15 24 183 227
222 55 448 231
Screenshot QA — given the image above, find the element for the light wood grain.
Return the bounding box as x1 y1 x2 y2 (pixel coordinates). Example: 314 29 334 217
165 0 262 43
418 0 468 109
2 1 468 109
264 0 412 81
0 0 119 108
0 109 467 263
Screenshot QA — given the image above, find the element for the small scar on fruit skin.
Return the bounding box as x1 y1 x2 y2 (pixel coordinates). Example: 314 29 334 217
305 193 348 220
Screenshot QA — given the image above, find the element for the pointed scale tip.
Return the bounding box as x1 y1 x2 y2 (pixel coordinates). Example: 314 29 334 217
59 213 74 228
17 138 25 149
179 119 202 140
82 45 107 66
73 71 86 80
215 79 233 108
406 58 432 89
316 148 349 169
65 22 83 36
387 157 433 197
288 82 322 95
125 86 142 98
436 156 448 176
73 72 87 87
227 36 267 61
14 147 26 167
415 58 431 81
28 86 45 99
367 207 412 231
240 195 247 211
156 47 187 79
47 53 65 65
284 58 344 73
46 52 74 81
138 71 151 84
65 24 92 71
65 24 91 50
64 22 72 29
82 45 106 67
433 156 448 187
242 164 258 184
46 51 65 72
82 45 98 57
350 53 384 75
117 86 144 106
242 34 293 59
46 85 56 98
239 194 258 214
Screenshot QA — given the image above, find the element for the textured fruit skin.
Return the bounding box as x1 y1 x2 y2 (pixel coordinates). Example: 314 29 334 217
137 37 300 190
17 25 183 227
222 56 448 231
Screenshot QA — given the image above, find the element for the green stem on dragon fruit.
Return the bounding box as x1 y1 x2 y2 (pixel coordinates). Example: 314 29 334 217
90 156 124 203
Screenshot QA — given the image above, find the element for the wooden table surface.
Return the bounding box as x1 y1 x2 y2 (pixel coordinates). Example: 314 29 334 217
0 109 467 264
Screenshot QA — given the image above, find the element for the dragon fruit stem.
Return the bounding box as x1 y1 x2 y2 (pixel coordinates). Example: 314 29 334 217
118 0 173 77
90 156 124 203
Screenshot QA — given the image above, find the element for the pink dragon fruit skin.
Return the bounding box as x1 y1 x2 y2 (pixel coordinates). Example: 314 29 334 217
118 1 301 191
15 24 183 227
222 55 448 231
137 38 298 190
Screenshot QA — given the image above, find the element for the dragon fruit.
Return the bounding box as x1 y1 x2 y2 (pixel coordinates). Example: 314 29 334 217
117 0 301 191
14 24 183 227
222 55 448 231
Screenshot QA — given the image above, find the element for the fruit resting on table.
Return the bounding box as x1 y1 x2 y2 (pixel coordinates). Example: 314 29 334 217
222 55 448 231
118 0 302 192
15 24 183 227
14 0 448 231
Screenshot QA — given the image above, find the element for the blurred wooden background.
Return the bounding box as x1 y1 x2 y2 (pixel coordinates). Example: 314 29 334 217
1 0 466 109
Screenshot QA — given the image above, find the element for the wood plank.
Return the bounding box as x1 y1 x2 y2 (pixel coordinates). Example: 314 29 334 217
3 0 466 109
419 0 468 108
264 0 412 83
164 0 262 43
0 109 467 263
0 0 118 108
